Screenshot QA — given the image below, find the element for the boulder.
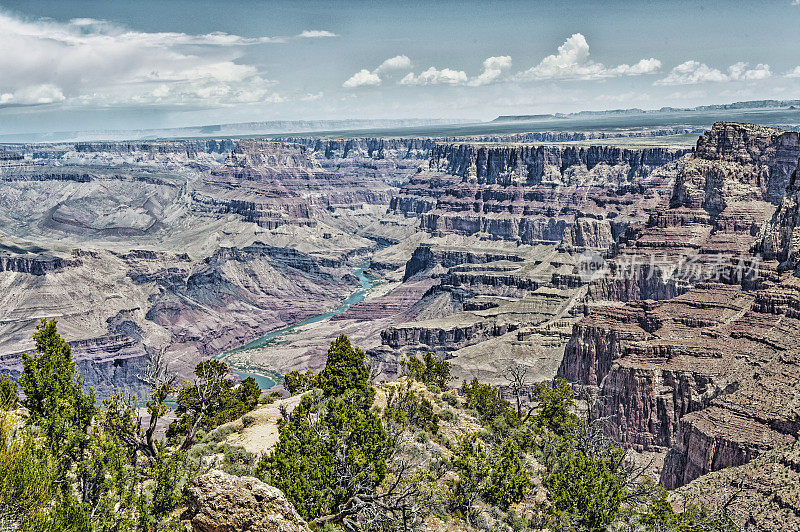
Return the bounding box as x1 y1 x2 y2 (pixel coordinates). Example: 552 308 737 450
183 470 311 532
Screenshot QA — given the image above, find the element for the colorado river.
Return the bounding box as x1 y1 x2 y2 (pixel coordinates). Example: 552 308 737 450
216 260 376 389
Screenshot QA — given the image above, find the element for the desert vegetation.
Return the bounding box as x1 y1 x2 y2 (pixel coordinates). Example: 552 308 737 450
0 323 741 531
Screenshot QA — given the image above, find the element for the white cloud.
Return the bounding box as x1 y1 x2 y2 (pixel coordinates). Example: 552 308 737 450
468 56 512 86
728 62 771 80
342 69 382 88
785 66 800 78
656 60 772 85
0 84 65 106
515 33 661 81
0 11 321 108
343 55 411 88
400 67 468 86
296 30 337 38
375 55 412 73
608 58 663 76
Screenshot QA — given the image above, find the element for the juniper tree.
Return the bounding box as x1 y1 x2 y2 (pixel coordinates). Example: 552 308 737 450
19 319 96 473
317 334 373 402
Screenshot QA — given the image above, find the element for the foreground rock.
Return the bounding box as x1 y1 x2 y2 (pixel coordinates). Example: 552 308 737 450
183 470 311 532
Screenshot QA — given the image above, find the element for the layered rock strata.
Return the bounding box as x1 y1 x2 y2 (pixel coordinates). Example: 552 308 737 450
392 143 687 248
558 122 800 489
0 137 408 392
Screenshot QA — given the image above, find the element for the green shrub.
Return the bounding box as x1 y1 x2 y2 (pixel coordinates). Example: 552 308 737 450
258 393 392 521
0 375 17 410
166 366 261 447
283 370 318 396
441 392 459 407
400 352 452 389
543 448 622 531
482 438 530 510
439 408 456 422
533 378 580 438
384 385 439 434
462 377 516 429
317 335 373 404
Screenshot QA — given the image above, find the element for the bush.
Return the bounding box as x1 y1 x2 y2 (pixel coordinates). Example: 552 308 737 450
438 408 456 422
0 375 17 410
633 487 737 531
202 424 237 444
543 448 622 531
441 392 459 407
482 438 530 511
283 370 317 396
166 367 261 446
221 444 256 476
0 411 62 526
258 393 392 521
400 352 451 389
258 336 391 522
241 415 256 428
317 335 373 403
533 378 580 438
384 385 439 434
461 377 516 429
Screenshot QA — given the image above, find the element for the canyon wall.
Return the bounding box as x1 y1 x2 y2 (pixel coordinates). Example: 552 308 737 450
557 122 800 488
392 143 687 249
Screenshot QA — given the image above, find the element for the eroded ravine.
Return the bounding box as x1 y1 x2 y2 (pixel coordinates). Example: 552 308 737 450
216 260 376 388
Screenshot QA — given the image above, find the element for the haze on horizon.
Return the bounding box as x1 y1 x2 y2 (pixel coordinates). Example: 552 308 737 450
1 0 800 135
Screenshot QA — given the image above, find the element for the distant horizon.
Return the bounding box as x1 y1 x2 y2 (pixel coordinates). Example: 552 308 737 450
4 97 800 144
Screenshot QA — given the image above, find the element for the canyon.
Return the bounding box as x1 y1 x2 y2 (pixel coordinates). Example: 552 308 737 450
2 121 800 506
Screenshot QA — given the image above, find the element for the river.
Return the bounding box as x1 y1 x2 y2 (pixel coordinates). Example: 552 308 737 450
216 260 376 389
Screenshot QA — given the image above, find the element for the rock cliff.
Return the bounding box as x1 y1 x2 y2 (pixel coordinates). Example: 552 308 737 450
673 440 800 529
392 142 686 248
558 122 800 489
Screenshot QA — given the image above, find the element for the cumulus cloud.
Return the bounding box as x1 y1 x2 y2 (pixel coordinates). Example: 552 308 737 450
296 30 338 38
342 69 382 88
375 55 412 73
785 66 800 78
515 33 661 81
468 56 512 86
728 62 771 80
343 55 412 88
400 67 468 86
655 60 772 85
0 84 65 107
0 11 334 108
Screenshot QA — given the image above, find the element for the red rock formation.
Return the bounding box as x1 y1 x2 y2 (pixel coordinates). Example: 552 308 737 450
559 123 800 489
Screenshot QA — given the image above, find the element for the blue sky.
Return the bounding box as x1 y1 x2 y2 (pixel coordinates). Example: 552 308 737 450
1 0 800 133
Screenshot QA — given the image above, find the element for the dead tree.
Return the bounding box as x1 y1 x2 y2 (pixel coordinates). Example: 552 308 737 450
139 347 176 457
503 362 536 423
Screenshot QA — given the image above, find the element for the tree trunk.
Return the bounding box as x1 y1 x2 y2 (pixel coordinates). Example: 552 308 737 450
180 411 205 451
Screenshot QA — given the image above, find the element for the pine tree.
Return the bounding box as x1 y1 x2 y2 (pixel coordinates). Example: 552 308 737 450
18 319 96 471
259 394 391 521
543 450 622 531
317 335 372 402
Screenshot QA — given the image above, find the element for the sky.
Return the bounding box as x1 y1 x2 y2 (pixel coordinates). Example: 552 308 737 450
1 0 800 134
